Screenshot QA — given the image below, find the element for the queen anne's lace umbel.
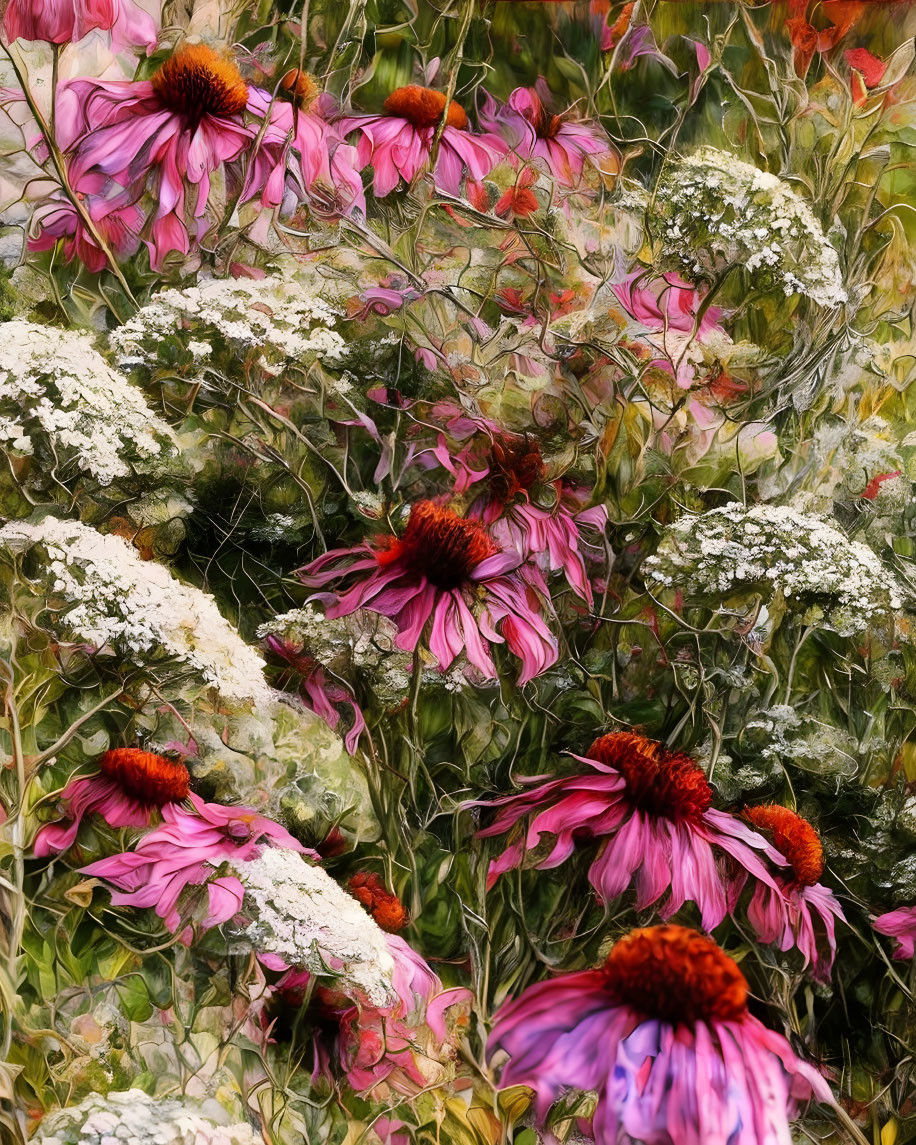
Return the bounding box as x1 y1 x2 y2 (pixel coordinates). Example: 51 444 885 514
646 502 903 635
654 148 848 308
233 846 396 1005
0 517 272 701
109 274 348 378
0 320 172 485
32 1088 263 1145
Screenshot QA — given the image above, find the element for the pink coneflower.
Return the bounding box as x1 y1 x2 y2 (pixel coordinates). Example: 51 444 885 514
34 748 191 857
349 280 421 321
348 872 410 933
337 84 506 197
243 71 366 221
611 272 725 389
612 272 722 335
423 421 606 605
28 193 144 273
262 633 366 755
56 45 260 269
846 47 887 105
298 500 558 685
339 933 471 1094
742 805 846 983
273 932 471 1096
2 0 157 51
82 795 307 932
489 925 832 1145
873 906 916 959
476 731 779 930
469 433 607 606
479 86 615 188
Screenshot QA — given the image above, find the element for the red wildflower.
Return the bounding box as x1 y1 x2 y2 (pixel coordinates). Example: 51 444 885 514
349 872 410 932
862 470 902 500
495 183 539 218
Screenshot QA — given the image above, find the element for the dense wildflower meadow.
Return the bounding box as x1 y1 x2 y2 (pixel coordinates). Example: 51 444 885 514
0 0 915 1141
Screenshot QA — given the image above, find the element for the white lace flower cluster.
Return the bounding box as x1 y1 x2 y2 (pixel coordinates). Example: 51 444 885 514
110 274 347 379
654 148 847 308
258 607 473 701
258 605 415 702
258 605 404 673
0 517 271 702
232 847 395 1005
32 1088 263 1145
0 321 172 486
744 704 859 778
645 502 904 635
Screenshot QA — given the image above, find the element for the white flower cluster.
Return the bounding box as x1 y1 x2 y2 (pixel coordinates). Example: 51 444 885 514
258 605 404 673
110 275 347 378
0 517 272 702
257 606 473 701
645 502 904 635
0 321 173 485
232 846 395 1005
31 1088 263 1145
745 705 859 778
654 148 847 308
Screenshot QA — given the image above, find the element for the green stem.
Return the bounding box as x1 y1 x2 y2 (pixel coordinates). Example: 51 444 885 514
0 666 24 1060
428 0 476 173
1 44 138 308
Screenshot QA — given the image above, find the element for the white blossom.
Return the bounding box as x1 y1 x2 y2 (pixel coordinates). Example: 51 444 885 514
258 605 401 669
258 606 420 704
745 705 860 778
654 148 847 308
248 512 299 543
0 517 271 702
645 502 904 635
31 1088 263 1145
0 320 173 485
232 846 395 1005
109 275 348 381
257 605 482 700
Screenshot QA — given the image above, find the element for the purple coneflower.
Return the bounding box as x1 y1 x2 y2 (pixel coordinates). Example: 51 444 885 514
873 906 916 959
480 86 614 188
55 45 261 268
81 796 308 932
337 84 506 197
2 0 157 50
742 804 846 983
243 71 366 221
477 731 780 930
489 924 832 1145
269 931 471 1096
261 632 367 755
298 500 558 685
469 433 607 606
34 748 190 857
